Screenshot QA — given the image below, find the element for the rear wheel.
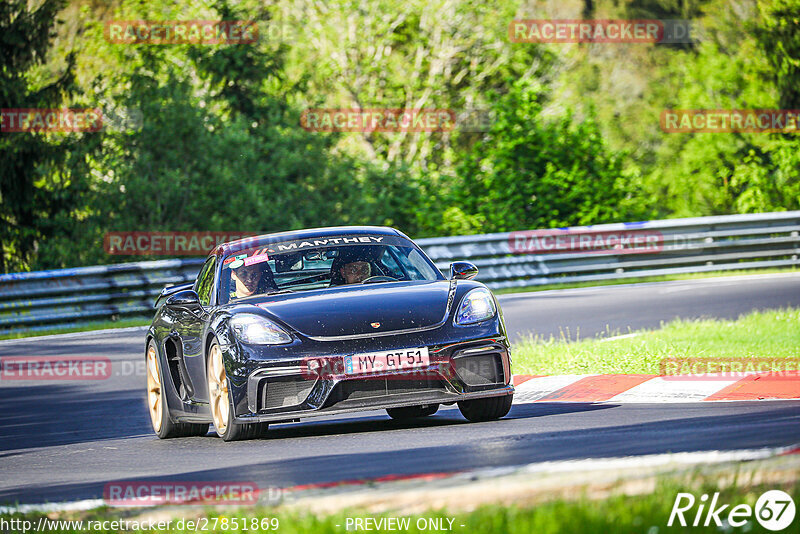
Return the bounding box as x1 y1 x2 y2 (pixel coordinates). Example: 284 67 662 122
458 394 513 422
386 404 439 420
146 341 208 438
207 340 268 441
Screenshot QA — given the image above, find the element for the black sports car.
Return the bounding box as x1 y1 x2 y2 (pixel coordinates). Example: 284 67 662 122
145 226 514 440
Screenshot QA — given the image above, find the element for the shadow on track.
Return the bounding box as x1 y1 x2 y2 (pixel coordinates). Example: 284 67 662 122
0 385 152 451
3 402 798 506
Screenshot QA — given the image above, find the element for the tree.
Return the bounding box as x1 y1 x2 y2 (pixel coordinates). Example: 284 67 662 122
0 0 95 272
453 81 649 232
78 0 427 268
641 0 799 216
755 0 800 109
277 0 555 171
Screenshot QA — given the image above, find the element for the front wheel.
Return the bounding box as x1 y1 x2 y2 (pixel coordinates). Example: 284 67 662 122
207 340 268 441
458 395 513 422
146 341 208 438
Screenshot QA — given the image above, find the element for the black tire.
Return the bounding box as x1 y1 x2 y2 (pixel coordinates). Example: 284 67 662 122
164 421 210 438
207 340 268 441
146 340 209 439
219 420 270 442
386 404 439 420
458 394 513 422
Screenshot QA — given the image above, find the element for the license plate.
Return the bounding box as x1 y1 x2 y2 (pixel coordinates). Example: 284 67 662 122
344 347 430 375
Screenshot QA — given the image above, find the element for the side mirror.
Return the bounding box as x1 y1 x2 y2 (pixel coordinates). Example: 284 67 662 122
154 282 194 308
450 261 479 280
165 289 201 308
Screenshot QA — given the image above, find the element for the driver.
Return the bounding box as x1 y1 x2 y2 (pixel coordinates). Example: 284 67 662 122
340 260 371 284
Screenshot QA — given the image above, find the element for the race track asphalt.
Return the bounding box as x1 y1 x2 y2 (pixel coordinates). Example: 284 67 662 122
1 273 798 505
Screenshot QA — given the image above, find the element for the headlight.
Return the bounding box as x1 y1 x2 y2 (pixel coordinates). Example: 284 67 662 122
455 288 497 325
229 314 292 345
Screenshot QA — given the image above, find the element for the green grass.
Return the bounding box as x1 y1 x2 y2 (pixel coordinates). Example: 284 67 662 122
494 266 797 295
1 478 796 533
0 317 151 341
512 307 800 375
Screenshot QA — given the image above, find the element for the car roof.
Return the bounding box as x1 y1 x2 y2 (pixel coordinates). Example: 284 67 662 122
212 226 409 256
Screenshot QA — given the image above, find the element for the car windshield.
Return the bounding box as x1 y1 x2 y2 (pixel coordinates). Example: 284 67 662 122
220 235 443 303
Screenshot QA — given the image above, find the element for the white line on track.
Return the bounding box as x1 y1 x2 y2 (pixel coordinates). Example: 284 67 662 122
608 376 742 403
7 445 796 513
513 375 591 403
457 444 800 480
0 326 148 346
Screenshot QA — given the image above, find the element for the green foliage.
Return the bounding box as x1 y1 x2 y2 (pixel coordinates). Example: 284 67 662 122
559 0 800 218
439 206 487 236
0 0 98 271
755 0 800 109
454 81 650 231
277 0 556 169
644 8 800 216
1 479 797 534
4 0 800 272
52 0 428 267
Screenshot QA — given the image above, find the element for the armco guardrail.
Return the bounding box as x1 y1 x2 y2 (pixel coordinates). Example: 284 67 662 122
419 211 800 290
0 211 798 335
0 259 205 335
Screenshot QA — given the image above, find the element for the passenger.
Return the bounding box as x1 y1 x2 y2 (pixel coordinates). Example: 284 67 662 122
231 263 274 298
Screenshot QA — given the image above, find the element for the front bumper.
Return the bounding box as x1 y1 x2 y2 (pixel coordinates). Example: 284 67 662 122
230 337 513 424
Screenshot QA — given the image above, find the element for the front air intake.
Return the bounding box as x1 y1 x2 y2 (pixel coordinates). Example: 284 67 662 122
260 376 315 410
453 353 503 386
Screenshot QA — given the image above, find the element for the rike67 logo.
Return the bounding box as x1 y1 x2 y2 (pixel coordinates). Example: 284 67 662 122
669 490 796 531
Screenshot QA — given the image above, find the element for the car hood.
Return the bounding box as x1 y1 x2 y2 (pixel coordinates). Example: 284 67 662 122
248 280 453 338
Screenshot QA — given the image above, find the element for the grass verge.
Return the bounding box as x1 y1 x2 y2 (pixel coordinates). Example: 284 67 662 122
512 307 800 375
0 317 151 341
1 477 796 533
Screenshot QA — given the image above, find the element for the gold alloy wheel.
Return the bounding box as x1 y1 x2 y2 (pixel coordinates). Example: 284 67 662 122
207 343 229 435
146 346 162 432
